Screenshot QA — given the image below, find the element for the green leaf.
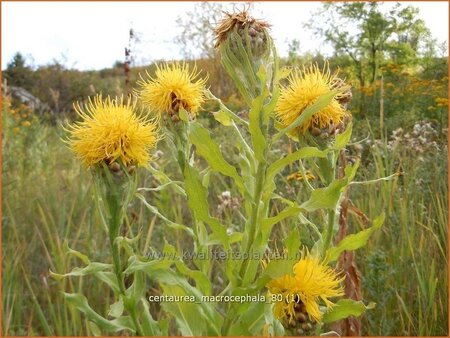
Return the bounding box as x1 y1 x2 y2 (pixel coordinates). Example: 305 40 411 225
212 109 233 126
188 121 245 195
300 162 360 213
63 240 90 265
108 299 124 318
125 270 146 309
333 122 353 150
183 164 234 248
300 179 348 212
141 298 162 336
145 165 187 197
182 163 240 285
229 301 267 336
326 213 385 263
138 181 186 197
261 204 302 233
262 258 293 281
284 228 301 259
50 262 112 280
159 284 205 336
206 90 249 126
63 293 135 333
265 304 285 337
178 107 189 122
183 163 211 223
94 272 120 294
152 270 222 336
160 240 212 295
322 299 376 324
124 242 178 275
88 321 102 337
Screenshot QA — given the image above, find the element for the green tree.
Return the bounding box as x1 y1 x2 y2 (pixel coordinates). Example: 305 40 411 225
4 52 35 91
306 2 433 115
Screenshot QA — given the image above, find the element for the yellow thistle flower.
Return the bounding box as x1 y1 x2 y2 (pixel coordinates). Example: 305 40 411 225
275 64 349 135
137 62 207 118
267 254 343 324
66 95 160 168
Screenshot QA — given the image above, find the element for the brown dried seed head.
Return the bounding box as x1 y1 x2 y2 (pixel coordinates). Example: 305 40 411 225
214 10 270 48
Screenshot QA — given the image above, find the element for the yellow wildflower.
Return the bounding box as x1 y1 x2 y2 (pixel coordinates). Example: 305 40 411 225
287 170 316 182
66 95 160 168
275 64 349 135
267 254 343 324
435 97 448 106
21 121 31 127
137 62 207 118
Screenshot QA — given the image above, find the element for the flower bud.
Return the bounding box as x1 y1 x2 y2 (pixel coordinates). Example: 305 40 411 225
214 10 273 103
214 10 271 60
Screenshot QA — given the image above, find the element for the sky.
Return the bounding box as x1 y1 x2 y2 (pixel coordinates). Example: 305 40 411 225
1 1 449 71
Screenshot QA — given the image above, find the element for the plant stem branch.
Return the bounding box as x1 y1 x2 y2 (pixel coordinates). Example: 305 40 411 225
106 187 144 336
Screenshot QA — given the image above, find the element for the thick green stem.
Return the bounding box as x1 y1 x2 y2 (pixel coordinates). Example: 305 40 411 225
239 161 266 280
223 124 269 336
322 209 336 257
106 188 144 336
321 151 338 257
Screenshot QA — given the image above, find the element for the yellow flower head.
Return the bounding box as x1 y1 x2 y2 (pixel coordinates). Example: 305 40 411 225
137 62 207 118
66 95 160 168
275 63 349 135
267 254 343 324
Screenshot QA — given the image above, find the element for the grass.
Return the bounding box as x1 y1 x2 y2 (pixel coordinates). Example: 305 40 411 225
354 124 448 336
1 98 448 336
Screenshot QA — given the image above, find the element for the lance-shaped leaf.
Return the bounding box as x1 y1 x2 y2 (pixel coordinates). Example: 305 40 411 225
187 121 246 196
300 162 360 212
333 122 353 150
125 242 179 275
141 298 162 336
322 299 376 324
325 213 385 263
63 293 135 333
182 163 240 284
152 270 223 336
50 262 112 280
261 204 302 233
183 164 230 245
